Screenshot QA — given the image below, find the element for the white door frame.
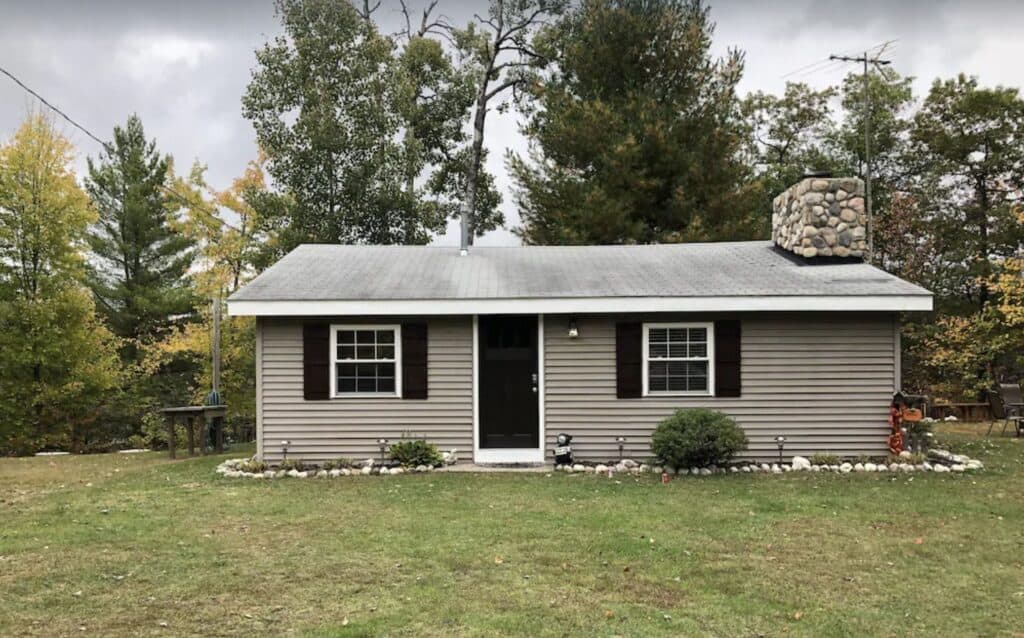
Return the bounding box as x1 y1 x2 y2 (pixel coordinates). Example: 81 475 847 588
472 314 546 464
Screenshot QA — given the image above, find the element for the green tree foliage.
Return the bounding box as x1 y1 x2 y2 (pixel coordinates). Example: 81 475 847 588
0 115 122 454
394 6 503 238
511 0 759 244
85 114 195 362
742 82 840 218
243 0 452 252
907 75 1024 313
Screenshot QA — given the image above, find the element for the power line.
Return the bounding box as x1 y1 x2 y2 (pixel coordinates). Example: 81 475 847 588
0 62 235 230
0 63 113 152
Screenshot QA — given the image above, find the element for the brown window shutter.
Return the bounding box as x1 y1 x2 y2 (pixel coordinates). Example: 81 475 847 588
402 323 428 400
616 322 642 398
714 320 742 397
303 323 330 400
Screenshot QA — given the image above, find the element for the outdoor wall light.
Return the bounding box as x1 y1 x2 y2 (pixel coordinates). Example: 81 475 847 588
567 318 579 339
281 440 291 460
775 435 787 464
377 438 389 462
616 436 627 460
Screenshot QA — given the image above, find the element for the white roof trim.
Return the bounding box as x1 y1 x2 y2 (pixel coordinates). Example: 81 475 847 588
228 295 933 316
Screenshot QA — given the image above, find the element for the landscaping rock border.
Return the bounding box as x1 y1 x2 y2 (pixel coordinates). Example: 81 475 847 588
216 449 984 479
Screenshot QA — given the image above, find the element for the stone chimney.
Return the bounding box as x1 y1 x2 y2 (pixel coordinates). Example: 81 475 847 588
772 173 867 259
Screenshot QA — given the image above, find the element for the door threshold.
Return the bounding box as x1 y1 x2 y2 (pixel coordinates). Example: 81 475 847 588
474 449 545 464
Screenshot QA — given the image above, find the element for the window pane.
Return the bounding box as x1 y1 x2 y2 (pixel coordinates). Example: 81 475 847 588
337 376 356 393
648 370 667 392
356 330 376 345
688 327 707 342
378 376 395 393
356 377 376 393
649 342 668 358
689 375 708 392
668 344 688 358
377 345 394 360
688 342 707 358
377 330 394 344
689 361 708 376
338 330 355 345
356 345 375 360
648 328 667 343
338 345 355 360
667 376 687 392
649 361 667 376
668 328 687 343
337 363 356 377
378 362 395 378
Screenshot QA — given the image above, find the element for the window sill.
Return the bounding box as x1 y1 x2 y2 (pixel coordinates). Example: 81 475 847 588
332 393 402 399
642 392 713 398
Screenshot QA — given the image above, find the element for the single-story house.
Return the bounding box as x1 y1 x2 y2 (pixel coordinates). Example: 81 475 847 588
228 175 932 464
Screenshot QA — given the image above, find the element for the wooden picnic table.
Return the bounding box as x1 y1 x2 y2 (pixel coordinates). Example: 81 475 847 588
159 405 228 458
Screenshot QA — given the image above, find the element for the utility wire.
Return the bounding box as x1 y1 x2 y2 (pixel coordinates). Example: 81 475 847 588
0 63 113 152
0 62 235 229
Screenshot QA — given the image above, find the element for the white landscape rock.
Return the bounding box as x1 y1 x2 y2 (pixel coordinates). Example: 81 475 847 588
933 464 950 473
951 464 966 473
571 463 586 473
770 464 782 474
839 463 853 474
853 463 864 472
361 466 372 475
594 464 608 474
791 456 812 471
760 463 771 472
864 463 877 472
699 467 712 476
286 469 300 478
329 469 342 478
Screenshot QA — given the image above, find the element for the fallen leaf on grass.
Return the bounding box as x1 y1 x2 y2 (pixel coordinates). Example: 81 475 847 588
604 610 615 619
494 556 504 565
913 537 924 545
793 611 803 620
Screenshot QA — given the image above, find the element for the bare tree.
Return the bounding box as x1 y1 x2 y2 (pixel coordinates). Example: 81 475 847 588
353 0 380 23
456 0 564 248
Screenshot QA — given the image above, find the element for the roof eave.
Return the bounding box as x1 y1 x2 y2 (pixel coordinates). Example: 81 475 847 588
228 294 934 317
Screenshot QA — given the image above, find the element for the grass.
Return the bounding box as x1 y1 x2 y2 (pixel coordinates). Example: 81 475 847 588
2 425 1023 637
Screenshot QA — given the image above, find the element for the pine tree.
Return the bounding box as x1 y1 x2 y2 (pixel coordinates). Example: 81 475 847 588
85 115 195 362
511 0 759 245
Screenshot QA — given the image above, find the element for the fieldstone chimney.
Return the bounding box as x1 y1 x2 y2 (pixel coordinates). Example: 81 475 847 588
772 174 867 259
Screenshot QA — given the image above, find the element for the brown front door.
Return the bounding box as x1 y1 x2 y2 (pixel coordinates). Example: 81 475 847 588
479 315 539 449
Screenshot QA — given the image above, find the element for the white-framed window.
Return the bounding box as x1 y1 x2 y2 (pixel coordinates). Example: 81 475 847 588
642 322 714 396
330 324 402 397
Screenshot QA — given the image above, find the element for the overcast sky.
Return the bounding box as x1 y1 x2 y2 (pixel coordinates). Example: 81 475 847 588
2 0 1022 246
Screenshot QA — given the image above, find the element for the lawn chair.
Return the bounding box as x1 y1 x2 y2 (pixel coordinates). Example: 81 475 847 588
986 383 1024 437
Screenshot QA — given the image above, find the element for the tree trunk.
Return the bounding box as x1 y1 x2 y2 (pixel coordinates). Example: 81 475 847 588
463 91 488 247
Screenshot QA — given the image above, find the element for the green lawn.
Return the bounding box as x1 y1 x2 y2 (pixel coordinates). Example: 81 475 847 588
2 426 1023 637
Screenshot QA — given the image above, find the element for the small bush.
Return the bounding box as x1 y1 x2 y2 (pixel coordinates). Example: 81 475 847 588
322 458 354 470
238 459 267 473
810 453 841 466
650 409 747 470
279 458 309 472
389 439 442 467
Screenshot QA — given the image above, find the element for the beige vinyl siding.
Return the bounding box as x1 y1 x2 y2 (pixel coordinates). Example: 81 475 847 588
259 316 472 462
544 313 897 461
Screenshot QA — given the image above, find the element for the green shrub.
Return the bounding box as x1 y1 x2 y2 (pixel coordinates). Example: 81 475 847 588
810 453 841 466
650 409 747 469
322 458 354 470
279 458 309 472
389 439 442 467
238 459 268 473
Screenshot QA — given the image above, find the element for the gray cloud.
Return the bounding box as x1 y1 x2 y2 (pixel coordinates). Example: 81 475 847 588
2 0 1022 247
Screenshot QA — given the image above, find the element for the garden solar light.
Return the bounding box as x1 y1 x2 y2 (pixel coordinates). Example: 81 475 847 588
775 435 786 464
377 439 389 462
567 318 579 339
554 433 573 467
281 440 290 460
616 436 626 460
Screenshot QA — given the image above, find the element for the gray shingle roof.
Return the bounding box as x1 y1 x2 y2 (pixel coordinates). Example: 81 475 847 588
229 242 931 302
